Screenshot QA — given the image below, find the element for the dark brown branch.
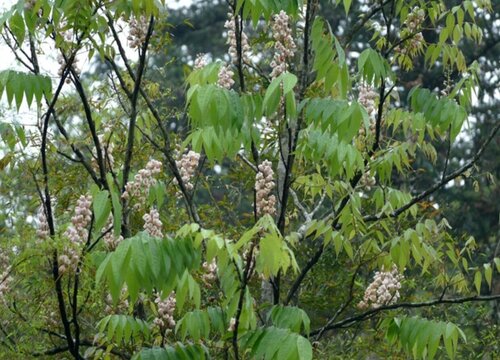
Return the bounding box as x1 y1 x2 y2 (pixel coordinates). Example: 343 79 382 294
311 294 500 337
122 16 155 190
66 60 108 190
120 16 155 236
363 120 500 222
341 0 391 46
232 241 257 360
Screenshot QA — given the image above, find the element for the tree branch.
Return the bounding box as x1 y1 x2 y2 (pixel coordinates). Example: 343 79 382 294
363 120 500 222
311 294 500 337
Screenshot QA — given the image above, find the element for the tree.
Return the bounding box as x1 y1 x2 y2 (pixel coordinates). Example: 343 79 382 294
0 0 499 359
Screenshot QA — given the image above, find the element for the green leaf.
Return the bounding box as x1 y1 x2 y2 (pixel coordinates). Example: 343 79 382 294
474 270 482 294
97 315 150 344
269 306 311 335
387 316 465 360
483 264 492 289
296 335 313 360
132 343 208 360
93 190 111 235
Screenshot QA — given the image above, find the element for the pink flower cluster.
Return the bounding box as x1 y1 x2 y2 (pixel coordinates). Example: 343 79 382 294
201 259 218 286
395 7 426 56
405 7 425 32
0 250 12 302
143 208 163 238
358 265 404 309
104 287 129 315
358 83 378 119
58 195 92 274
270 10 296 79
154 292 176 331
255 160 276 217
396 33 424 56
224 14 251 64
36 206 50 242
122 159 162 208
102 215 123 251
128 15 149 49
174 150 200 193
217 64 235 89
194 53 207 70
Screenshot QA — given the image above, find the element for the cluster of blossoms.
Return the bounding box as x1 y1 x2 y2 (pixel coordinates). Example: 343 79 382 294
24 0 37 11
57 53 81 84
224 14 251 64
358 265 404 309
122 159 162 208
217 64 235 89
193 53 208 70
36 206 50 242
58 195 92 274
255 160 277 217
201 259 218 287
102 215 123 251
357 83 379 149
396 7 425 57
396 32 425 56
227 317 237 332
153 292 176 332
0 250 12 303
405 7 425 32
143 208 163 238
104 287 129 315
359 172 377 191
128 15 149 49
270 10 296 79
358 83 378 120
173 150 200 193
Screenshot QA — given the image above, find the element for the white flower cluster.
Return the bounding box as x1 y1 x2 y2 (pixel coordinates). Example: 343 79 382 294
358 265 404 309
57 53 81 84
143 208 163 238
122 159 162 208
217 64 235 89
405 7 425 32
270 10 296 79
128 15 149 49
36 206 50 241
227 317 237 332
194 53 207 70
359 172 376 191
174 150 200 193
224 14 251 64
153 292 176 331
358 83 378 119
102 215 123 251
58 20 74 43
58 195 92 274
0 250 12 302
255 160 276 217
201 259 218 287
